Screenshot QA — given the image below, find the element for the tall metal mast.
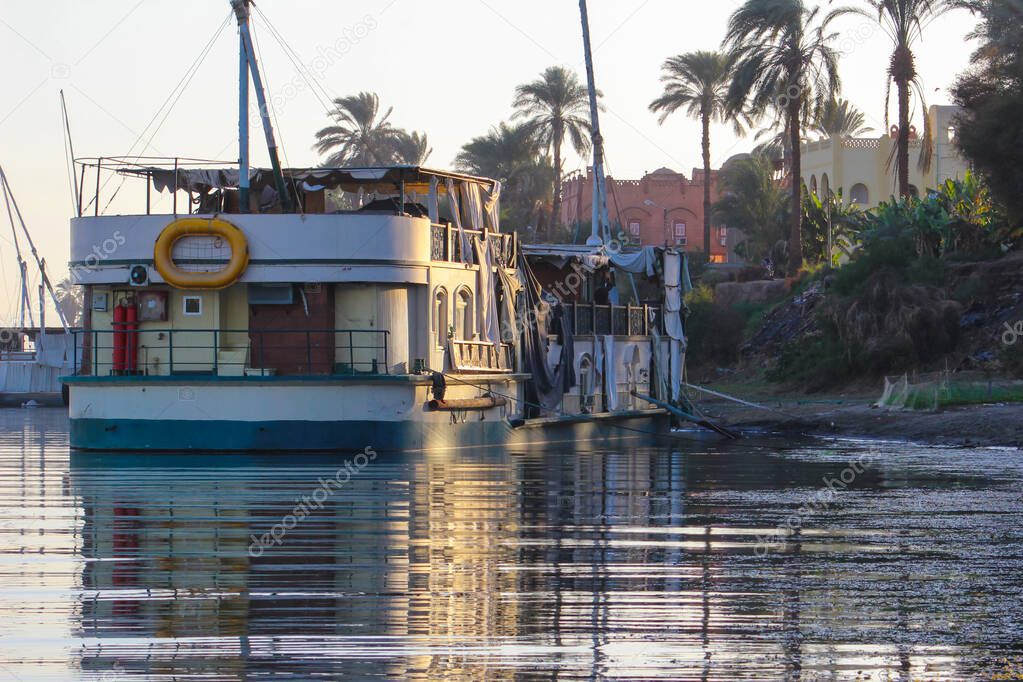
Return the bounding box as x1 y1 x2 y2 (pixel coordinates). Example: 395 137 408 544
237 6 250 213
232 0 291 213
579 0 609 247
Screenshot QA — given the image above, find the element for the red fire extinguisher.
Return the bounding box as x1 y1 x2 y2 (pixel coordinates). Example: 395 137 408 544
112 303 127 373
126 302 139 374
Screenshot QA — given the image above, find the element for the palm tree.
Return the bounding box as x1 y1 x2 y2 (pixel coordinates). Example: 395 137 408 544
650 51 745 258
858 0 954 198
813 98 873 138
314 92 402 166
512 67 592 231
713 154 791 269
725 0 851 272
455 123 555 234
393 130 432 165
455 123 538 181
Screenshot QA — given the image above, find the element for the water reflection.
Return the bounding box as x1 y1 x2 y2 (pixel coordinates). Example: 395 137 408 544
0 409 1021 679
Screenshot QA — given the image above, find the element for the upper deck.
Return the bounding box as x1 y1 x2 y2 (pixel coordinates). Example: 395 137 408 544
70 159 513 285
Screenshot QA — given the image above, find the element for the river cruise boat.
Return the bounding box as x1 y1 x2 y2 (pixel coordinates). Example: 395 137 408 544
63 161 695 451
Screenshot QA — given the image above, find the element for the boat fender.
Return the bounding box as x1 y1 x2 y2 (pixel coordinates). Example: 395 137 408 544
430 372 446 401
427 396 507 411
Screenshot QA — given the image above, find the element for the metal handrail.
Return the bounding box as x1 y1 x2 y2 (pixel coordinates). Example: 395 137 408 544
563 302 663 337
70 327 389 378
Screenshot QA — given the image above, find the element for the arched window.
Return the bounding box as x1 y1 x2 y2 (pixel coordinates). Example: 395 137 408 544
908 184 920 198
433 287 448 347
454 287 474 339
821 173 831 198
850 183 869 205
809 175 818 196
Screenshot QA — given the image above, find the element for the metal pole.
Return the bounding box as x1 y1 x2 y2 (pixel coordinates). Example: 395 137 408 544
173 157 178 214
579 0 608 247
76 167 85 218
238 19 250 214
60 90 81 216
94 159 101 217
233 0 292 213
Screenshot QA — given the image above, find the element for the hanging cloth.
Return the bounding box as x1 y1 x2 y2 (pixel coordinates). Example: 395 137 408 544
445 178 472 265
663 250 686 343
483 181 502 232
462 182 485 231
603 335 617 411
518 254 576 412
607 245 658 277
428 176 439 224
473 237 501 346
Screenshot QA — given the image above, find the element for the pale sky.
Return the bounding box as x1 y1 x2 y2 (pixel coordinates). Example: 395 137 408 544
0 0 979 324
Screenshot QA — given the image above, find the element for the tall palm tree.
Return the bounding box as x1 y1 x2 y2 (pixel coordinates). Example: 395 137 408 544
455 123 554 233
314 92 402 166
813 98 873 138
858 0 954 197
393 130 432 165
455 123 539 181
725 0 851 271
512 67 592 231
650 51 745 258
713 154 791 267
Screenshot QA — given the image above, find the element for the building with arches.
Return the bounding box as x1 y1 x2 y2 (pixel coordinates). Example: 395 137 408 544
560 166 730 262
800 105 970 208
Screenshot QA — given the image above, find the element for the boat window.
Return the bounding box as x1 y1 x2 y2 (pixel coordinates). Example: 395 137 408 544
248 283 294 305
455 288 474 340
433 287 448 347
183 295 203 316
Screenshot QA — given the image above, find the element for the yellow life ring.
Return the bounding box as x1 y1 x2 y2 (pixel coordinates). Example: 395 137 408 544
154 217 249 290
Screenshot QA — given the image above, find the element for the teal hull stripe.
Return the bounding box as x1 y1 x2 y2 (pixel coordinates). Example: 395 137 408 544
70 414 670 452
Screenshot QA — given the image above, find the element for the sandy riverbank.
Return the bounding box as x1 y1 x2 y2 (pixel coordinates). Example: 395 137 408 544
692 388 1023 448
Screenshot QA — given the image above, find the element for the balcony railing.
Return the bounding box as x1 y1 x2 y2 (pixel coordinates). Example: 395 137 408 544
70 328 389 378
431 223 515 266
564 303 663 337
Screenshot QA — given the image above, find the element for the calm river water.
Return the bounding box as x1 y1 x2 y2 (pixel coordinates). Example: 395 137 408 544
0 408 1021 680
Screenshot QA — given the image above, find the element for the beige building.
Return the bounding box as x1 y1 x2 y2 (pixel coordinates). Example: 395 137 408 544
800 105 970 207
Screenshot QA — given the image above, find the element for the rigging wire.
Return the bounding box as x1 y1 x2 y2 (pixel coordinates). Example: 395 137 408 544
82 10 233 215
248 16 304 213
250 3 339 117
59 94 78 217
1 178 27 326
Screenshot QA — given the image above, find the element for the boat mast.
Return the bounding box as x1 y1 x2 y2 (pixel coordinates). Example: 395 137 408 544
237 7 250 213
231 0 291 213
0 166 69 331
579 0 609 247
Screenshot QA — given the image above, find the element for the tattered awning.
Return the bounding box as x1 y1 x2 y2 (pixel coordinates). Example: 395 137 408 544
116 165 498 196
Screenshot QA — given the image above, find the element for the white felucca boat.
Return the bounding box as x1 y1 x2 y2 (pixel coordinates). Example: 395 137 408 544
62 0 693 451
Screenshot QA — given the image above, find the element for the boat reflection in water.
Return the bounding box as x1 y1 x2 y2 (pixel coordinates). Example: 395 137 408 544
64 438 1020 681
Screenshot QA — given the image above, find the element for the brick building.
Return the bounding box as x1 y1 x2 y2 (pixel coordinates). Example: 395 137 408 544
560 166 729 262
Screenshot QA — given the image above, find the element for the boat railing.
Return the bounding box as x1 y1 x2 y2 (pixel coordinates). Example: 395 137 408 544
564 302 664 337
68 328 390 378
431 223 515 266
